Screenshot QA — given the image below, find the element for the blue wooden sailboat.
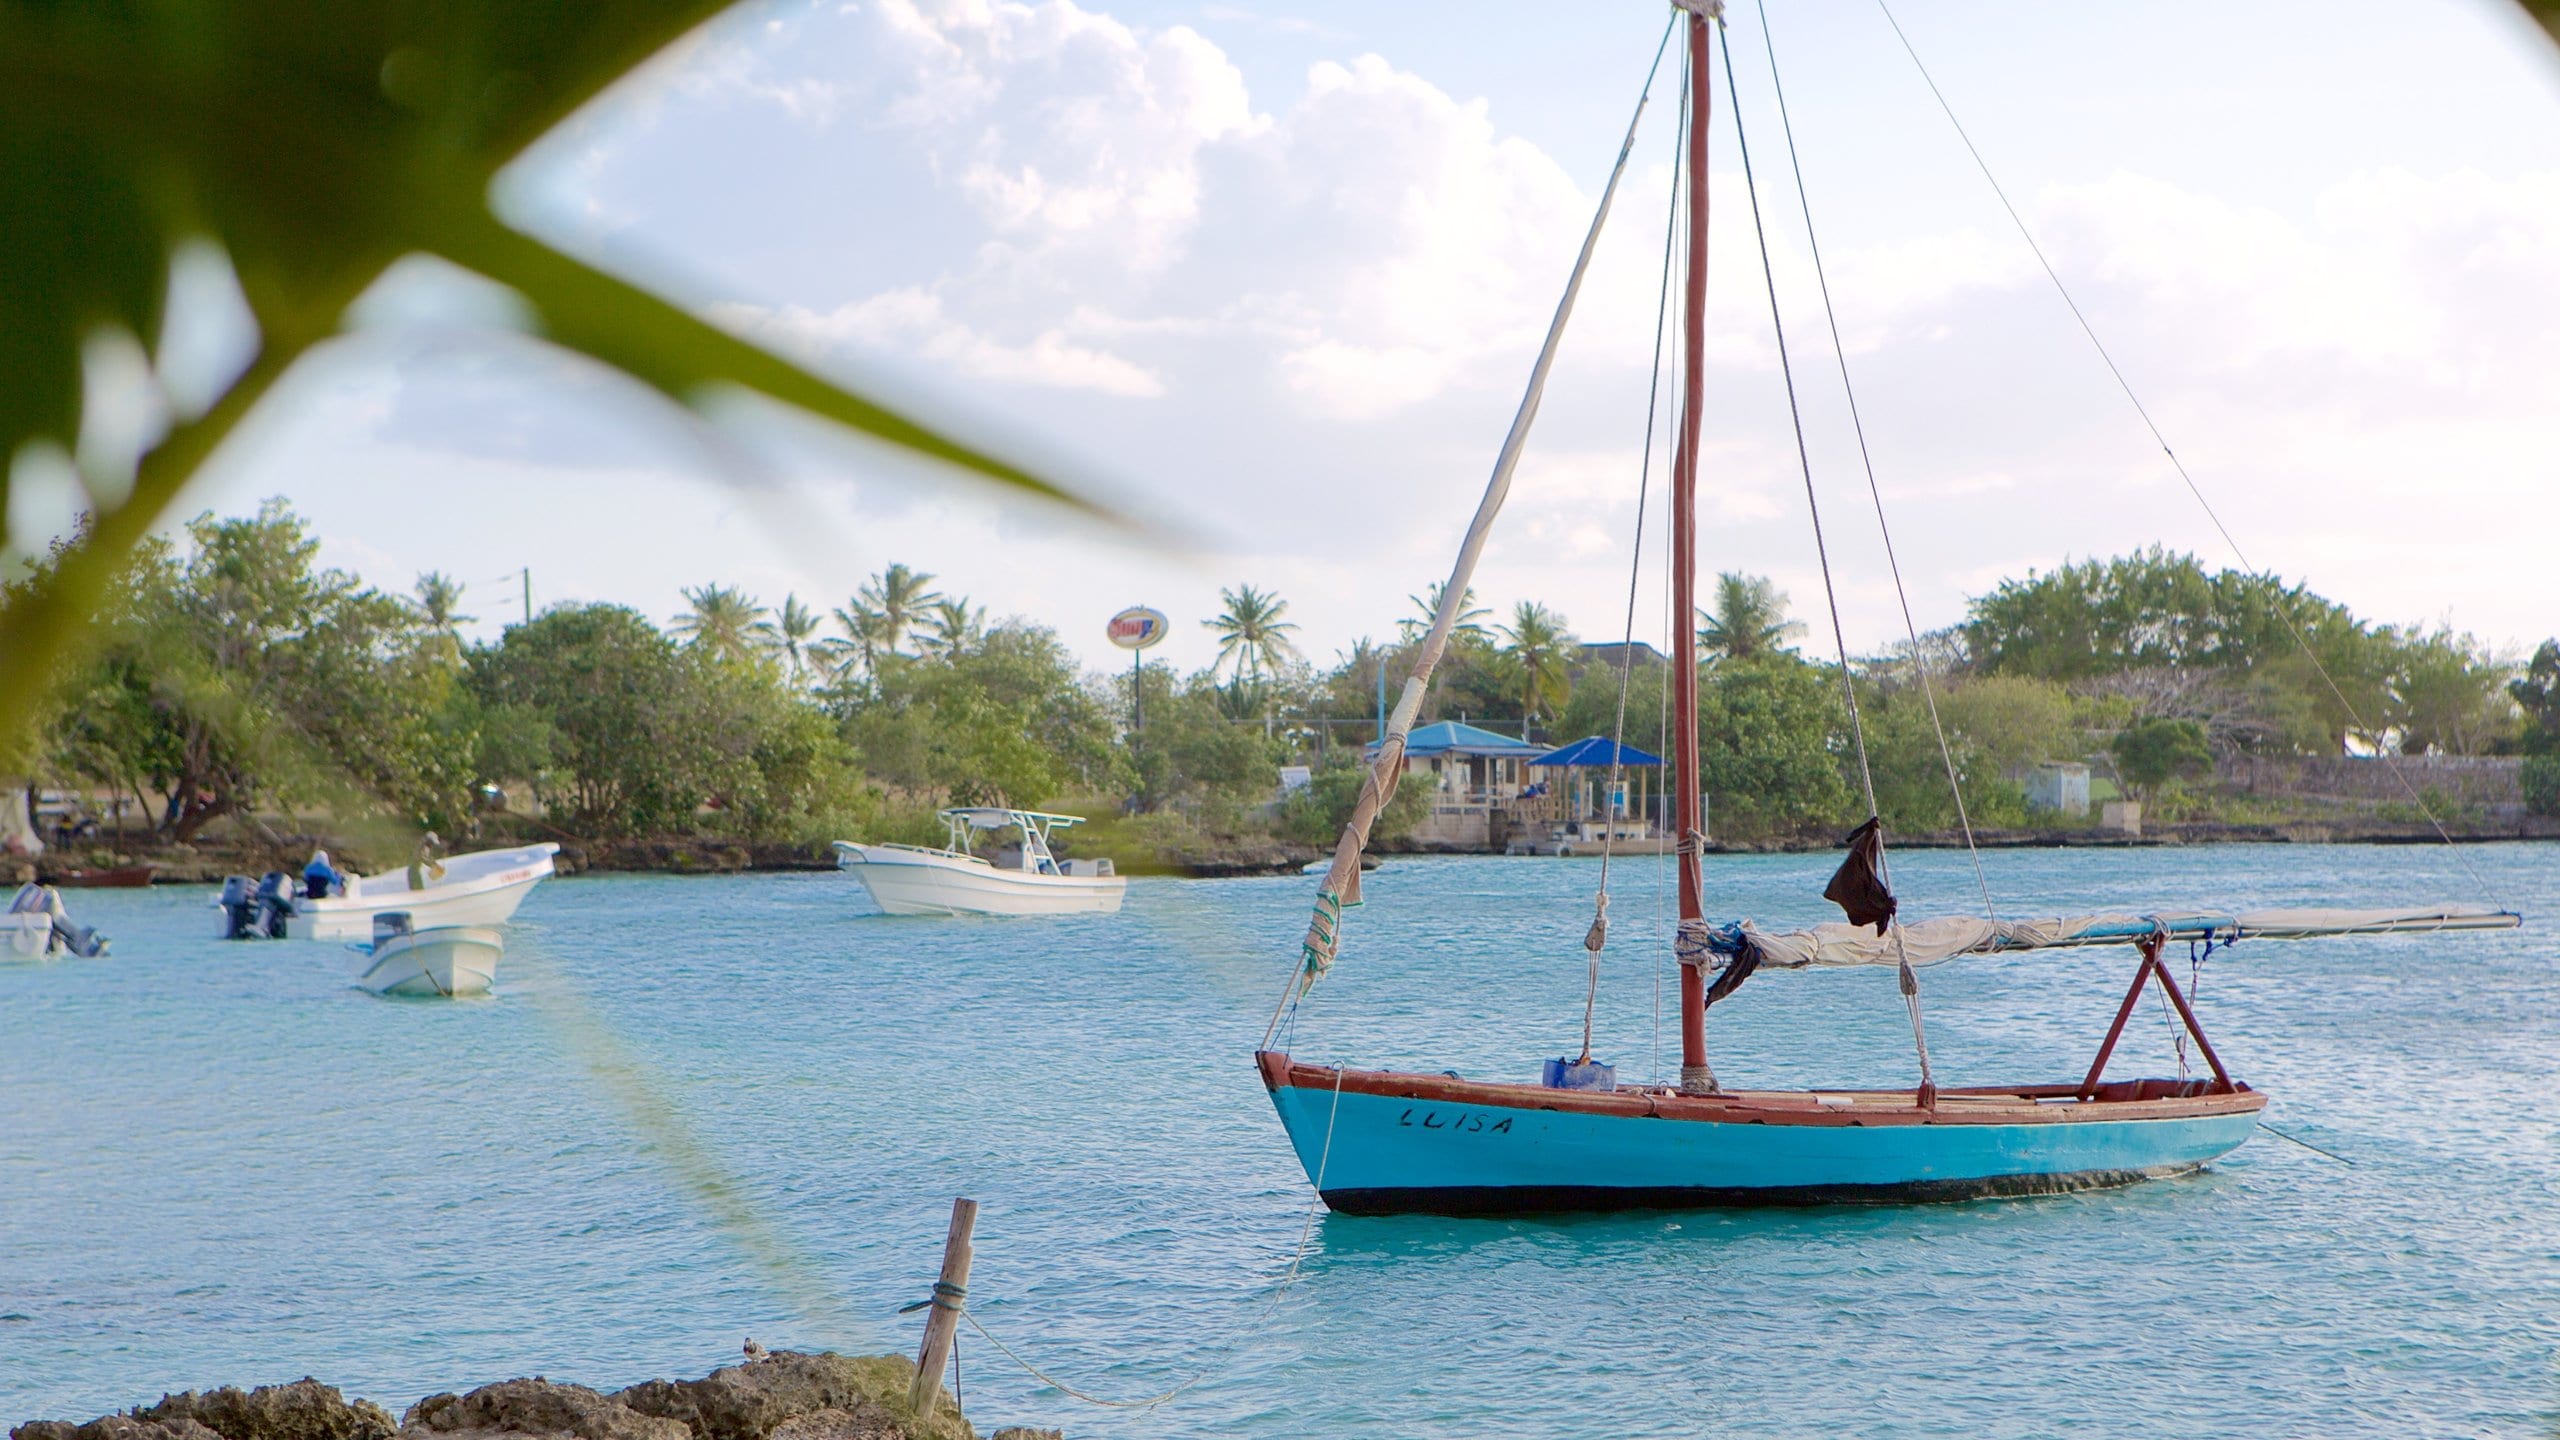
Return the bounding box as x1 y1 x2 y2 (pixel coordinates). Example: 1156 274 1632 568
1259 904 2515 1215
1253 1 2521 1217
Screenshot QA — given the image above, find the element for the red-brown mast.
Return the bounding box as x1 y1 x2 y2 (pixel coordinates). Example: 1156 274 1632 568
1673 3 1715 1093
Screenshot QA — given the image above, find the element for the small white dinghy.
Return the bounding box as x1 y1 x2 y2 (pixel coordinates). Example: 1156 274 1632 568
834 807 1125 916
288 842 559 941
352 912 504 998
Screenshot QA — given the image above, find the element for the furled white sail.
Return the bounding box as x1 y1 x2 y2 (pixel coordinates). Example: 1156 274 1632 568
1713 905 2523 971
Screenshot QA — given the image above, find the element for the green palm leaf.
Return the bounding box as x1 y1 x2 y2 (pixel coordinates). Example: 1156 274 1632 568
0 0 1099 750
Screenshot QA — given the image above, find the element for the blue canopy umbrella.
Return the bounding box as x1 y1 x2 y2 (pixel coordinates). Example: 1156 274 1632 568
1527 736 1663 769
1523 736 1663 833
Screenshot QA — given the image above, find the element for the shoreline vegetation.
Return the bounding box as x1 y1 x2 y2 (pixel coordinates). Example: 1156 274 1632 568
7 502 2557 880
10 1350 1055 1440
34 812 2560 892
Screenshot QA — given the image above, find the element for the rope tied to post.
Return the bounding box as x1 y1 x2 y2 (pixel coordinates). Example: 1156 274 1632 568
896 1279 968 1316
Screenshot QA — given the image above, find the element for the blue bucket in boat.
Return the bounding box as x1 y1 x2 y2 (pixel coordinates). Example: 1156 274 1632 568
1542 1057 1616 1092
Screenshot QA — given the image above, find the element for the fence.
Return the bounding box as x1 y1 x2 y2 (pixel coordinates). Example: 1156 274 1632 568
2216 754 2522 807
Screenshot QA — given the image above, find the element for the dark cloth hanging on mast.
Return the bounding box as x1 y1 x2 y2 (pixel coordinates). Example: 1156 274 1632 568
1824 816 1898 934
1703 934 1761 1008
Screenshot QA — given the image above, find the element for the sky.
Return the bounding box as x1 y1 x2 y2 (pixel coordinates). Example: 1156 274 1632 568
123 0 2560 677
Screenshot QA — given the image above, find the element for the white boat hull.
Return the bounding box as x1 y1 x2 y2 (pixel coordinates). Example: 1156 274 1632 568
836 844 1125 916
5 913 55 959
354 925 505 997
286 844 559 941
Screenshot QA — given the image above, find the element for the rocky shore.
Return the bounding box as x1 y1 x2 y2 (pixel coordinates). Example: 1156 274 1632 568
44 833 1340 884
37 812 2558 890
12 1351 1055 1440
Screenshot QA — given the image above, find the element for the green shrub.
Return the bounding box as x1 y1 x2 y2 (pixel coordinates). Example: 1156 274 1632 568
2524 755 2560 818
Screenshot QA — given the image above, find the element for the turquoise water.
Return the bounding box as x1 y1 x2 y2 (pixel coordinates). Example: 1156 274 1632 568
4 845 2555 1437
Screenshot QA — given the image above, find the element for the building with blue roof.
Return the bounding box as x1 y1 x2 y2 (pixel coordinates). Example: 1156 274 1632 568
1365 720 1546 849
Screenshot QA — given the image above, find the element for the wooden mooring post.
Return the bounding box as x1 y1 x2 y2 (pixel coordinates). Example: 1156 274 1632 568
909 1197 978 1418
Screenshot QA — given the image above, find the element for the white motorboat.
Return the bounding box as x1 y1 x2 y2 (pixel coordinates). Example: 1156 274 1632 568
351 913 504 997
6 912 55 959
7 907 107 960
285 842 560 941
833 808 1125 916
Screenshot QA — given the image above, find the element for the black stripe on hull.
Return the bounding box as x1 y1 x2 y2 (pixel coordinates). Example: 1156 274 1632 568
1319 1164 2205 1217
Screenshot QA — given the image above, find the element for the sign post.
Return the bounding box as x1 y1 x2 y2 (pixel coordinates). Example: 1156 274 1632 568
1107 606 1169 736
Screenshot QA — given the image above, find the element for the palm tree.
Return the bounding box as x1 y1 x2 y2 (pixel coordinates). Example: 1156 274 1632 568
822 596 894 686
1205 584 1300 683
764 593 821 683
857 563 941 657
1403 582 1493 646
407 571 473 665
671 584 768 664
1502 601 1576 730
412 571 472 632
1698 572 1803 663
1207 584 1300 739
920 597 984 659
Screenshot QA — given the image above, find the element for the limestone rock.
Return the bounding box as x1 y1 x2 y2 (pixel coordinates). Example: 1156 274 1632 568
13 1416 228 1440
613 1354 942 1440
135 1382 395 1440
758 1409 905 1440
398 1379 687 1440
14 1352 1015 1440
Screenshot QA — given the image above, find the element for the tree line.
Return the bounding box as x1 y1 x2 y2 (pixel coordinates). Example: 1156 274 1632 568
7 506 2552 857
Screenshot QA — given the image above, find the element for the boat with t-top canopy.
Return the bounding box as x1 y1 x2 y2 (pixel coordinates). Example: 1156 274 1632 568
834 807 1125 916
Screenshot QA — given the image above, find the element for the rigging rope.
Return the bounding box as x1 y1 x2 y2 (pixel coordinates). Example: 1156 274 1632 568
1714 17 1878 825
1718 13 1935 1099
1653 301 1681 1084
1262 12 1679 1048
1871 0 2495 904
1752 0 1995 924
1586 28 1690 1071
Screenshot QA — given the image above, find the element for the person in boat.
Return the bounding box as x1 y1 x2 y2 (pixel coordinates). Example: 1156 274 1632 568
9 863 108 958
406 831 447 892
303 848 346 900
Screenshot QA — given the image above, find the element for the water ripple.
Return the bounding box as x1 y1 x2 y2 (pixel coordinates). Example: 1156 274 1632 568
1 845 2555 1437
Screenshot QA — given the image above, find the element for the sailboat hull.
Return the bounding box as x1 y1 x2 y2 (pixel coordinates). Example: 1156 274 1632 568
1259 1052 2265 1216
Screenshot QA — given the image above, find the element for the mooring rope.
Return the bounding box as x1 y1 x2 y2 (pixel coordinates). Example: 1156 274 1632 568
2260 1122 2355 1167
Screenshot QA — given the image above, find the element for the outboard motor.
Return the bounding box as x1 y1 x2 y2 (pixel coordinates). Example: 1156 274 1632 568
253 871 297 938
218 875 258 939
371 911 415 951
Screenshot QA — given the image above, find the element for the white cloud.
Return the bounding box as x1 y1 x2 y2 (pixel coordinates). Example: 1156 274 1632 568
671 3 1609 424
862 0 1260 270
718 288 1166 397
289 1 2560 673
2036 167 2560 387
